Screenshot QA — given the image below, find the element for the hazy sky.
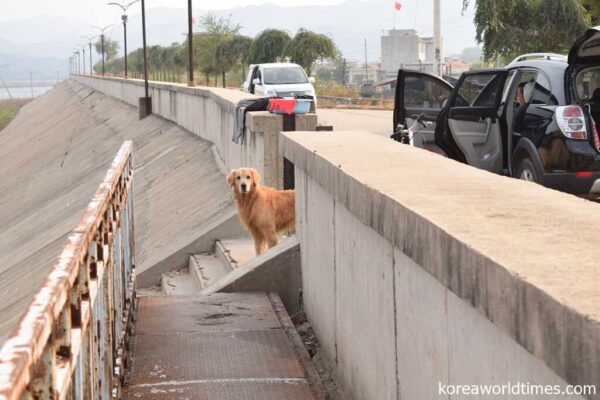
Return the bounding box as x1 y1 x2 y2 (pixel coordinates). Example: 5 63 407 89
0 0 477 57
0 0 350 22
0 0 474 25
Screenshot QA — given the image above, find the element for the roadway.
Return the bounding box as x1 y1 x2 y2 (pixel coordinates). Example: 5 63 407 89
317 108 600 203
317 108 393 137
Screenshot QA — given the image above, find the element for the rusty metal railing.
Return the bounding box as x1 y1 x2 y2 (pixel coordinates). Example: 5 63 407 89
0 141 135 400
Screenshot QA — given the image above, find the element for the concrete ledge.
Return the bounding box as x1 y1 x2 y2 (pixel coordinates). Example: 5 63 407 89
73 75 317 189
281 130 600 395
202 236 302 314
73 74 250 111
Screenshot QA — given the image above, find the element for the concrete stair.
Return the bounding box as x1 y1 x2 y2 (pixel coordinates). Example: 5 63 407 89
160 267 200 296
160 237 257 296
215 238 255 269
159 236 301 312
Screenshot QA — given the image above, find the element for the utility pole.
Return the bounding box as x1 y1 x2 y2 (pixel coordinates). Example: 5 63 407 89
364 38 368 83
0 73 13 99
30 72 33 99
433 0 442 77
187 0 195 86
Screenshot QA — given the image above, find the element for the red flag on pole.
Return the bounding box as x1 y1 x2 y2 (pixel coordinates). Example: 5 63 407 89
394 1 402 11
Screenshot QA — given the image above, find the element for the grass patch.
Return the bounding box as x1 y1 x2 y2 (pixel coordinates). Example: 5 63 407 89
0 99 29 131
315 82 360 98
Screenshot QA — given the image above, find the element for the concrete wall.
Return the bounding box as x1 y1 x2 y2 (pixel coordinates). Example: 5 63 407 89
283 130 600 400
73 75 316 188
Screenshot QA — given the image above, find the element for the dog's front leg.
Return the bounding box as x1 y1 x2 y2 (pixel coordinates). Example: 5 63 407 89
251 230 266 255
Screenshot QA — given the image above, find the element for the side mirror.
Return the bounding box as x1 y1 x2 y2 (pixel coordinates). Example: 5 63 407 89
308 76 316 84
252 78 260 85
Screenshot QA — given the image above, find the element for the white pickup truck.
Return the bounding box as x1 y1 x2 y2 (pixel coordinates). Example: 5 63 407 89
242 63 317 105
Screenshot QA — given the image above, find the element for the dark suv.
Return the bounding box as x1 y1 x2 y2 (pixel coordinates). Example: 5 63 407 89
392 27 600 194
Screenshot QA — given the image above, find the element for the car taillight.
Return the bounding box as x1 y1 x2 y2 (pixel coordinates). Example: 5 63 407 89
576 171 593 178
556 106 587 139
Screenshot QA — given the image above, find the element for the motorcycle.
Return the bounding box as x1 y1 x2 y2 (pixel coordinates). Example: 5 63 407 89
390 113 432 146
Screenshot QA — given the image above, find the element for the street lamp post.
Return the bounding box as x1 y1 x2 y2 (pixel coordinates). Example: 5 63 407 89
82 36 97 75
187 0 194 86
90 42 94 75
74 51 80 74
79 45 87 75
107 1 140 79
138 0 152 118
93 25 114 76
101 35 105 74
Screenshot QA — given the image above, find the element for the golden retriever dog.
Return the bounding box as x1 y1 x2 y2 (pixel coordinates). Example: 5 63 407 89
227 168 295 255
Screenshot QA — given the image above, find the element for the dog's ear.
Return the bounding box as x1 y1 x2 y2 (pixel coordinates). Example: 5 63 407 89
250 168 261 186
227 169 237 187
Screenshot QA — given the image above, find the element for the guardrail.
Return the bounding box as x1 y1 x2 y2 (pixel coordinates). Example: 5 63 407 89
0 141 135 400
318 95 394 110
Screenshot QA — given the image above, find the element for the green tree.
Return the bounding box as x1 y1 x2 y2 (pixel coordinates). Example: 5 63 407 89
94 37 120 62
248 29 291 64
462 0 590 61
286 29 337 76
193 12 241 86
215 35 253 87
581 0 600 25
167 42 187 82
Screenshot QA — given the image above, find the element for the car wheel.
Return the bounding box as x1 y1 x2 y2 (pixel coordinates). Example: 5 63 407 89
515 157 541 183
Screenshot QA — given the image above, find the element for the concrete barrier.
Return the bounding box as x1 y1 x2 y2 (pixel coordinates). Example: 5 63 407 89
282 130 599 399
72 75 317 188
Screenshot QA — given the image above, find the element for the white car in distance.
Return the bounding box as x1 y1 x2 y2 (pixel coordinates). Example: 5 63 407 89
243 63 317 106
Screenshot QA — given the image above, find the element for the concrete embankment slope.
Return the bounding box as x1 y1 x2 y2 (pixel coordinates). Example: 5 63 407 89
0 80 232 342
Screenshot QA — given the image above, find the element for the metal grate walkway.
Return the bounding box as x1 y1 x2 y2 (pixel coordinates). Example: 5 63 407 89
124 292 324 399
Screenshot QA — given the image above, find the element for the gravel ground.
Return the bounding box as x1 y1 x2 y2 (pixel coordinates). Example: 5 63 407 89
292 311 348 400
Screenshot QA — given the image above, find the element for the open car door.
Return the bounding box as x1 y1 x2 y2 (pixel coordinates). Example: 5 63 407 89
444 70 508 173
394 70 453 153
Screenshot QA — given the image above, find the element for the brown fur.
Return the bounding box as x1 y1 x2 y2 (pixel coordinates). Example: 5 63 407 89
227 167 295 255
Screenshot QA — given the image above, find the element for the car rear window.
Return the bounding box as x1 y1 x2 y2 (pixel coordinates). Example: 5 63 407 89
263 67 308 85
575 67 600 102
404 75 451 109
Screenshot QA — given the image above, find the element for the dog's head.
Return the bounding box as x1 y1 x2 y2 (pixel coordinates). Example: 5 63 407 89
227 168 261 195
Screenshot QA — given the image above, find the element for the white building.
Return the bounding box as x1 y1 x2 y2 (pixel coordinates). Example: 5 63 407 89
381 29 443 77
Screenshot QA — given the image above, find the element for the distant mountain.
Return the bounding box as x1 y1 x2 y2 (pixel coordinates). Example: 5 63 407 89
0 53 68 81
0 0 477 67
